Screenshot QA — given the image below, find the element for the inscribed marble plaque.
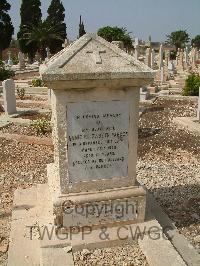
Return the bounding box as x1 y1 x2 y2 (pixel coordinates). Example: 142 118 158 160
67 101 129 182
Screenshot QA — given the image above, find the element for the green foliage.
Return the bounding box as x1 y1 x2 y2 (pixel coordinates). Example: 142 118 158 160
20 20 65 60
97 26 133 49
31 78 44 87
46 0 67 54
12 57 19 65
183 74 200 96
0 0 14 59
166 30 190 51
79 15 86 38
191 35 200 49
17 87 26 100
0 62 14 81
17 0 42 61
31 118 51 135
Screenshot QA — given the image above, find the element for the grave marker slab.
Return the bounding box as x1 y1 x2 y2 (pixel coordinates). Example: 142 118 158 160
2 79 16 115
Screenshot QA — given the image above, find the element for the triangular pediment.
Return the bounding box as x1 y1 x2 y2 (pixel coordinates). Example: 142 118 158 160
43 33 154 81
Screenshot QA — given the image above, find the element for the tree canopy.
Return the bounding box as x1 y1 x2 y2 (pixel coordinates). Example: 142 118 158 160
17 0 42 61
166 30 190 51
79 15 86 38
0 0 14 59
20 20 65 60
191 35 200 49
46 0 67 53
97 26 133 50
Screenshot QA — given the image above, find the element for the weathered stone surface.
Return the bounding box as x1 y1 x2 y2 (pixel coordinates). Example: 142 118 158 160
42 33 154 82
67 100 129 182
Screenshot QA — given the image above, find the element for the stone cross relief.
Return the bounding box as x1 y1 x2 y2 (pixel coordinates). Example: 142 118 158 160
86 47 106 64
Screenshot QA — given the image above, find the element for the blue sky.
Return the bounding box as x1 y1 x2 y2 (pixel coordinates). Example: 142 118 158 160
9 0 200 41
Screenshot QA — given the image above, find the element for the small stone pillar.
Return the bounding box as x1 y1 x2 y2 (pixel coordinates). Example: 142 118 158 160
134 38 139 60
158 44 164 69
151 49 155 69
7 51 13 67
18 52 25 70
198 87 200 121
42 33 154 231
46 47 51 60
2 79 16 115
145 47 152 67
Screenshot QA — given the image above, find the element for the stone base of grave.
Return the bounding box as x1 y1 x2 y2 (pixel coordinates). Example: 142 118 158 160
173 116 200 135
48 165 146 231
140 91 150 101
8 184 191 266
56 186 146 230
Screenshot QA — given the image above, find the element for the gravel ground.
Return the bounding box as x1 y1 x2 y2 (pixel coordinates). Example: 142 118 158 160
17 111 51 120
16 95 47 101
74 244 148 266
137 98 200 251
16 102 47 109
0 97 199 265
0 139 54 265
0 123 52 138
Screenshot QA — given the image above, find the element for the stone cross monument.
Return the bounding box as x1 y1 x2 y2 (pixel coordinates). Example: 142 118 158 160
42 33 154 231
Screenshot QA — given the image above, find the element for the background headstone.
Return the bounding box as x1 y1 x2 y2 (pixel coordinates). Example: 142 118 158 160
158 44 163 69
18 52 25 70
2 79 16 115
197 87 200 121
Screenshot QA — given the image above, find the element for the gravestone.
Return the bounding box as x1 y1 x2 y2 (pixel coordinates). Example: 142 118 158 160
191 47 197 69
18 52 25 69
151 49 155 69
168 61 175 71
184 47 189 68
140 87 150 101
7 51 13 67
134 37 139 60
198 87 200 121
177 48 184 71
145 47 151 67
158 44 163 69
2 79 16 115
46 47 51 60
42 33 154 230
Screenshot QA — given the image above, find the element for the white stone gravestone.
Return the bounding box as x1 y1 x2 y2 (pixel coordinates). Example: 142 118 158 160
18 52 25 70
198 87 200 121
158 44 164 69
7 51 13 67
151 49 155 69
42 33 154 230
2 79 16 115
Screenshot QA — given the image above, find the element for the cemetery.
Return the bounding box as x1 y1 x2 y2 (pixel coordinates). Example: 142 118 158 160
0 0 200 265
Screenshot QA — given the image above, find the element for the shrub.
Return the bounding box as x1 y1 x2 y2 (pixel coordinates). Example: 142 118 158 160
31 118 51 135
32 78 44 87
12 57 19 65
183 74 200 96
17 87 26 100
0 61 15 81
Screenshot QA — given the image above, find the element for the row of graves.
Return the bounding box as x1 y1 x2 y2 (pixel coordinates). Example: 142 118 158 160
0 34 200 265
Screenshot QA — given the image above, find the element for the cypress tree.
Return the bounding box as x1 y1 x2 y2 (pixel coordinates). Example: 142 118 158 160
0 0 14 60
46 0 67 54
79 15 86 38
17 0 42 62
